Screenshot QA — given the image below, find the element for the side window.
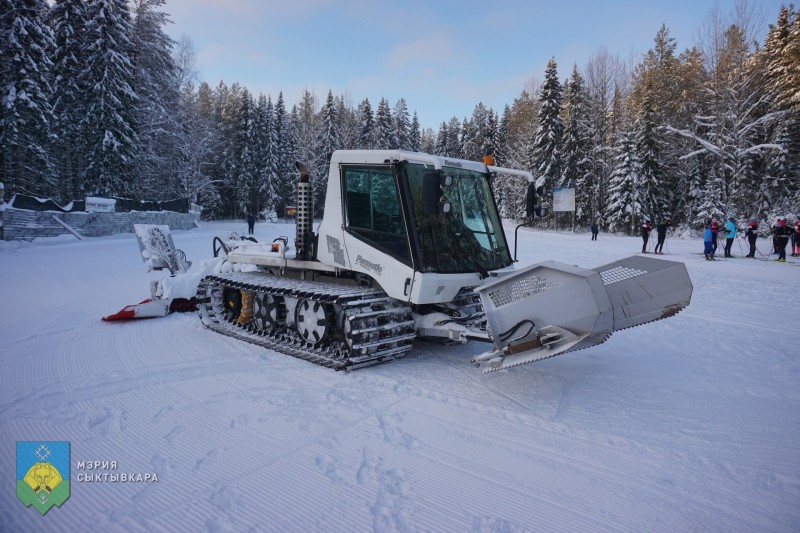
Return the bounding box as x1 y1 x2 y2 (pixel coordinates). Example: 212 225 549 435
343 166 410 264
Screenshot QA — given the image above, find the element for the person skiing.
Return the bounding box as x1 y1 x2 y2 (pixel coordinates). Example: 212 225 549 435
723 217 737 258
792 219 800 257
703 218 715 261
772 216 792 261
590 221 599 241
745 217 759 258
247 213 256 234
641 218 653 253
653 216 671 254
710 218 720 255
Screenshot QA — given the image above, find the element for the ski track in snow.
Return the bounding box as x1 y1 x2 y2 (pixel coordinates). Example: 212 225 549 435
1 221 799 531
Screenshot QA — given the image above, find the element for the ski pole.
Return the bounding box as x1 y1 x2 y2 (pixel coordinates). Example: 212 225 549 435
760 243 773 261
736 234 746 256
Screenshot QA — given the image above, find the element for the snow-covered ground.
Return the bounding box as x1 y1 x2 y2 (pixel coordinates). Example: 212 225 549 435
1 220 798 532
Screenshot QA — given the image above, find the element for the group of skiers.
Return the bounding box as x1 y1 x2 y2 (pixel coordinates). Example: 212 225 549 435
702 215 800 261
639 217 672 254
701 217 737 260
592 215 799 262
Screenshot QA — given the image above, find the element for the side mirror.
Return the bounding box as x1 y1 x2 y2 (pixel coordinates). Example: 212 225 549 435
423 172 440 215
526 182 536 218
423 171 453 215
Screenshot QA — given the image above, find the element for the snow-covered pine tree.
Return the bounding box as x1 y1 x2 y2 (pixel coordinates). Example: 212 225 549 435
409 112 421 152
434 122 448 156
374 98 393 149
758 5 799 208
446 117 461 157
233 89 258 216
273 92 296 215
530 58 563 212
605 129 641 234
634 80 664 221
130 0 180 200
759 117 791 215
80 0 138 197
667 46 782 217
294 90 324 216
459 115 476 160
318 90 339 156
418 126 436 154
176 81 219 217
673 155 705 225
357 98 374 149
786 8 800 190
256 94 278 221
393 98 410 151
585 49 628 227
497 91 538 220
560 65 594 224
633 25 682 222
670 46 709 226
50 0 89 202
336 95 358 150
461 102 494 162
693 167 725 228
1 0 57 198
486 109 499 160
311 91 346 211
215 81 244 218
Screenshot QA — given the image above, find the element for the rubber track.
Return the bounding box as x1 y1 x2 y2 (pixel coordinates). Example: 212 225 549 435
196 272 417 370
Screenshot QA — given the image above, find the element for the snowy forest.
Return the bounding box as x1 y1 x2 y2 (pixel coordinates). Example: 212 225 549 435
1 0 799 232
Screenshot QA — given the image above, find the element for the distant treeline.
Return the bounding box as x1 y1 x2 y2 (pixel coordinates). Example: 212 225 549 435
1 0 798 231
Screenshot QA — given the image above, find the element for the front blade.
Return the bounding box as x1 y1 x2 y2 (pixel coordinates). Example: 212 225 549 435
473 256 692 372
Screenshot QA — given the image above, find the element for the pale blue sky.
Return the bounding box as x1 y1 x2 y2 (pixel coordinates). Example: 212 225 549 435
163 0 788 129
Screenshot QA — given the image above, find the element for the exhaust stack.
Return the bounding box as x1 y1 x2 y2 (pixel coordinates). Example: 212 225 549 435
294 161 314 260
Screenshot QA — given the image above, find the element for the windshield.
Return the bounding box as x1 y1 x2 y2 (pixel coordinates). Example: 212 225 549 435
406 163 512 273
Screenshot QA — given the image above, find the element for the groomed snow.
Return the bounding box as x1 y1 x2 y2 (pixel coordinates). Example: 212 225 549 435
1 220 798 532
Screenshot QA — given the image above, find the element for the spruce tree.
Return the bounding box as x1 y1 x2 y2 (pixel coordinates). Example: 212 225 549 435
635 81 663 221
694 169 725 228
1 0 57 197
434 122 448 155
234 89 258 216
606 130 641 234
336 95 358 150
531 58 563 211
409 112 421 152
130 0 179 199
273 92 295 214
50 0 88 201
393 98 410 150
80 0 138 197
446 117 461 157
256 94 278 220
176 82 218 216
318 90 339 156
357 98 374 149
374 98 393 149
561 65 594 223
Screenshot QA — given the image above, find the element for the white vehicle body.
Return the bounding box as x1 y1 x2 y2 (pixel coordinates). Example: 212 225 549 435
197 150 693 372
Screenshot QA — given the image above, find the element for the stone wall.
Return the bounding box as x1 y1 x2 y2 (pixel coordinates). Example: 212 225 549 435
0 207 200 241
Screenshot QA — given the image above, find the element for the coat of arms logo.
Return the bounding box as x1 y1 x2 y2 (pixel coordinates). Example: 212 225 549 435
16 441 70 515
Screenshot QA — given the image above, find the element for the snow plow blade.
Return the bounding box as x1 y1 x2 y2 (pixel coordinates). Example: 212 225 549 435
102 299 171 321
473 256 693 372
